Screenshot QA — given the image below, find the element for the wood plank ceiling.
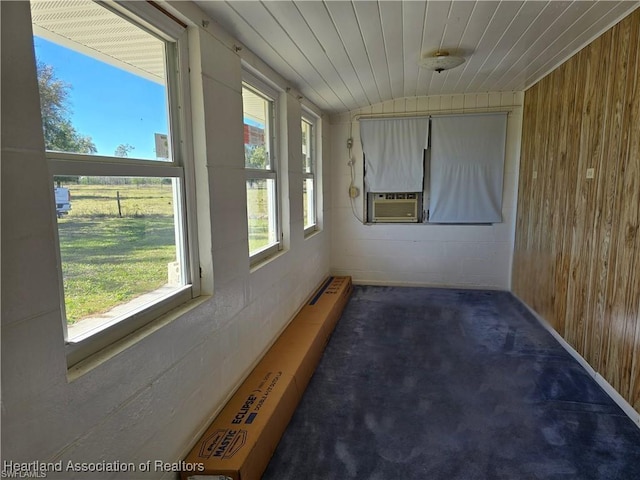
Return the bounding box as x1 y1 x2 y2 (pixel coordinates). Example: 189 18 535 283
195 0 640 114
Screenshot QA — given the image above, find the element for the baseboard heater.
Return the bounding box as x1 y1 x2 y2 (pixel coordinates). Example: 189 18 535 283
181 276 353 480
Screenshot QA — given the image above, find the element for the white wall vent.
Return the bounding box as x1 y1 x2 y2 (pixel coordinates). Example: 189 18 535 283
372 193 418 222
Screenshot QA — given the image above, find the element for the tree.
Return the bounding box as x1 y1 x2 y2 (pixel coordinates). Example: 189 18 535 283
245 144 268 169
245 145 269 188
114 143 135 157
37 62 97 155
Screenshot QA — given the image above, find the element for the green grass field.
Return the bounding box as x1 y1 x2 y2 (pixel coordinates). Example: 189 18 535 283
246 182 275 253
58 182 273 324
57 183 177 323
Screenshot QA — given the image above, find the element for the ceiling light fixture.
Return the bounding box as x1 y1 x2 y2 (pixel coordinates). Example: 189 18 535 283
419 51 465 73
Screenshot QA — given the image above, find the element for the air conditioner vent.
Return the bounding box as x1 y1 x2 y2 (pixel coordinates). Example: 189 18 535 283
372 193 419 222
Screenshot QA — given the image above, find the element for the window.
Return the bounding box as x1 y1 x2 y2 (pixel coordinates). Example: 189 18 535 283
31 0 197 365
360 113 507 224
360 117 429 223
242 79 281 263
301 115 317 234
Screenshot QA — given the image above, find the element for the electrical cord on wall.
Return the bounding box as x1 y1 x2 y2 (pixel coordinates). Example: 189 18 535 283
347 137 364 223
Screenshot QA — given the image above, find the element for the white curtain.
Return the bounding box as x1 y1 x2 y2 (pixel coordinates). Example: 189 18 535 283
360 117 429 192
429 113 507 223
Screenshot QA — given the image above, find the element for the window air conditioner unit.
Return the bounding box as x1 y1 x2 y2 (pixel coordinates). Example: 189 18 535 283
372 193 419 223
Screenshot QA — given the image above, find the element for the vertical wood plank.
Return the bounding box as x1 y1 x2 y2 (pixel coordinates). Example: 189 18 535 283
603 14 640 398
513 88 536 299
513 9 640 412
582 31 619 369
552 55 582 340
576 32 617 362
532 76 558 322
627 14 640 411
565 28 612 353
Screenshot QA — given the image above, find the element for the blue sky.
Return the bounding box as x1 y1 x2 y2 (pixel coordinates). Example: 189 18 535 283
33 37 169 160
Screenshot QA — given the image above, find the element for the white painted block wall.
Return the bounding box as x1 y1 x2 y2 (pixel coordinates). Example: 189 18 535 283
330 93 523 289
0 2 331 478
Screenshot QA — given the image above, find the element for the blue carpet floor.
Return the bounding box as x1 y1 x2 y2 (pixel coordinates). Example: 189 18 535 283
262 286 640 480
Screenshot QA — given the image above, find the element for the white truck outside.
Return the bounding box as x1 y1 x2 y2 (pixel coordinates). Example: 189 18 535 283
55 187 71 217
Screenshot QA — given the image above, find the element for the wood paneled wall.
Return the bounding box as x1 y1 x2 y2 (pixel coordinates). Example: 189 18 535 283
513 9 640 413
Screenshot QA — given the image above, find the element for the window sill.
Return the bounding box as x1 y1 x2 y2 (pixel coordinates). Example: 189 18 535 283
304 225 320 239
364 221 495 226
66 294 210 382
249 247 287 273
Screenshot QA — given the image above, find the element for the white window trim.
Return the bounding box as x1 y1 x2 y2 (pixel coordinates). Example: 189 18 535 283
40 3 199 367
242 74 283 265
301 111 318 236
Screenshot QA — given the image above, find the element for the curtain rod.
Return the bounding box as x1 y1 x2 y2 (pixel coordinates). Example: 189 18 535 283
352 107 512 122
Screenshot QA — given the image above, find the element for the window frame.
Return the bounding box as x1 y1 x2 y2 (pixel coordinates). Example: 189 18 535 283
37 1 200 367
242 73 282 265
301 111 318 236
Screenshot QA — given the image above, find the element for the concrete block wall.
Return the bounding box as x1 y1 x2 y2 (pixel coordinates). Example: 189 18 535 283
0 2 331 478
330 93 524 289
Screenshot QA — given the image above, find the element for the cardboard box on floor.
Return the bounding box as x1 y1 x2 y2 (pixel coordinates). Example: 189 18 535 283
181 276 352 480
297 276 353 334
